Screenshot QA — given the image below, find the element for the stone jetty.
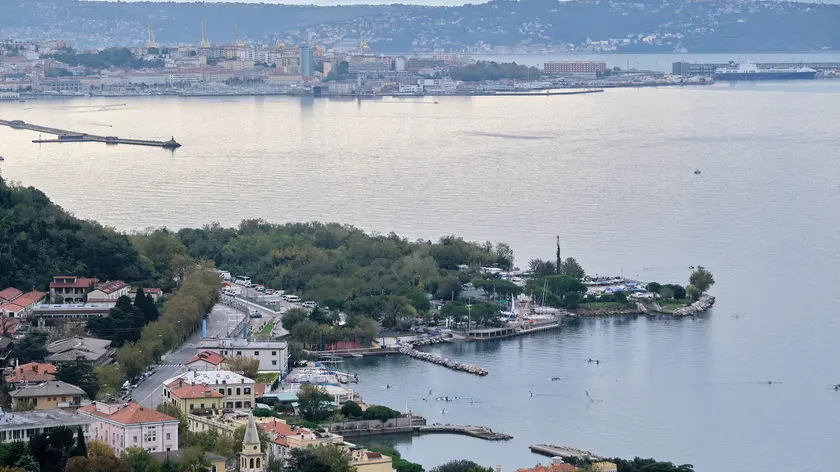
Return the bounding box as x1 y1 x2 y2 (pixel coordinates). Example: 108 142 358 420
418 424 512 440
399 345 488 376
673 295 716 316
529 444 601 460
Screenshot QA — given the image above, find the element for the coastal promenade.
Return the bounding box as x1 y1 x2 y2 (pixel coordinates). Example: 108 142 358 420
0 118 181 148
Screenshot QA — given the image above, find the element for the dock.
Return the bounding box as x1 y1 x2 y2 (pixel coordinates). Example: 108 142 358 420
418 424 512 441
529 444 602 460
0 119 181 149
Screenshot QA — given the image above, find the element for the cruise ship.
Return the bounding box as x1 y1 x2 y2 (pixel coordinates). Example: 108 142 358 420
715 62 817 80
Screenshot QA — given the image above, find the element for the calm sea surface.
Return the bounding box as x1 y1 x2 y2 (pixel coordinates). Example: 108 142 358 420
2 80 840 471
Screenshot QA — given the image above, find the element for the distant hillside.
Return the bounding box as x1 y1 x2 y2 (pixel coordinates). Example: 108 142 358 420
1 0 839 52
0 174 142 290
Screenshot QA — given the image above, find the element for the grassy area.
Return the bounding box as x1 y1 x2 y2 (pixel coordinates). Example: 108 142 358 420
658 299 691 308
254 372 280 384
260 320 275 334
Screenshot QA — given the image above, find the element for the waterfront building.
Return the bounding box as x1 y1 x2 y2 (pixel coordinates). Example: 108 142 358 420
87 280 130 302
5 362 57 388
299 45 313 77
78 402 179 455
163 370 256 409
49 276 98 303
544 61 606 76
240 412 264 472
199 338 289 374
9 380 88 410
46 336 114 365
0 409 90 444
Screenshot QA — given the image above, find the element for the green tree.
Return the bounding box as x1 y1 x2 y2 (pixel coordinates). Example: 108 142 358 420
10 331 48 363
264 456 284 472
688 267 715 295
558 257 586 279
57 360 99 399
435 276 462 300
123 448 160 472
340 401 363 418
296 384 334 422
658 286 675 300
70 427 87 458
285 449 330 472
14 454 39 472
429 460 483 472
290 320 319 349
116 342 151 380
612 291 628 304
686 285 701 301
177 447 210 472
311 445 354 472
226 356 259 378
281 309 309 331
646 282 662 294
362 405 401 421
95 364 123 398
309 306 329 325
134 289 159 324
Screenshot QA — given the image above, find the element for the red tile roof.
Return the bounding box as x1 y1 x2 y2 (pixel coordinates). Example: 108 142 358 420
11 291 46 309
79 402 179 425
169 383 224 400
186 350 225 366
260 419 310 438
5 363 57 384
254 384 267 398
0 288 23 302
515 464 577 472
50 277 97 289
95 281 128 294
0 303 24 314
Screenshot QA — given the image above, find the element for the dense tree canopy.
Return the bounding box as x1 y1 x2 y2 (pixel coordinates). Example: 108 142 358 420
449 61 541 82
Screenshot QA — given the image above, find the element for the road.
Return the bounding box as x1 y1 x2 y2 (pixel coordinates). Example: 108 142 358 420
132 303 246 409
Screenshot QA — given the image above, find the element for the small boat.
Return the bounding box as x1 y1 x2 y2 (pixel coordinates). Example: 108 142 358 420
433 101 439 104
694 169 701 175
351 354 363 358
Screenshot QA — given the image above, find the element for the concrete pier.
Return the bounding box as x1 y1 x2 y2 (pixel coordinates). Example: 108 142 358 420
418 424 512 440
0 119 181 148
529 444 602 460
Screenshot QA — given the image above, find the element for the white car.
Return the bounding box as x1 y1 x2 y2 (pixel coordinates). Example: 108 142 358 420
302 301 317 308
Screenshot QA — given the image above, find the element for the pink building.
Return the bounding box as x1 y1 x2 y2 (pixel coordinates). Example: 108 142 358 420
77 402 179 456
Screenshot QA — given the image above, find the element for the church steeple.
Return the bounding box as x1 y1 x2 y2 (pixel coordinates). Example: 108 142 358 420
240 412 263 472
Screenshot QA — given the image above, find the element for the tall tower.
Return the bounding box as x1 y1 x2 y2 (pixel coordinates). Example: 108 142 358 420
146 20 157 49
240 412 263 472
200 21 211 47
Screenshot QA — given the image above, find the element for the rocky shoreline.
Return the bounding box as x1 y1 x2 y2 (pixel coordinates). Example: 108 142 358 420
673 295 716 316
399 344 489 376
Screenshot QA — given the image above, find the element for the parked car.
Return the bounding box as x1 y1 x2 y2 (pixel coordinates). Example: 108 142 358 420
302 301 317 308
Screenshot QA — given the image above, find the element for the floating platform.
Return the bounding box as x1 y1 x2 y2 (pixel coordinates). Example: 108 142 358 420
0 118 181 149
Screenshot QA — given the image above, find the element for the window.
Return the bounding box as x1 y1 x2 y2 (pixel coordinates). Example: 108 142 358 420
254 351 259 356
236 388 241 395
271 351 276 355
227 388 232 395
200 403 205 409
166 433 171 440
256 458 260 468
236 351 242 356
190 404 194 410
218 388 225 395
134 436 138 443
244 401 251 408
272 360 277 366
235 401 242 408
244 387 251 394
250 458 254 469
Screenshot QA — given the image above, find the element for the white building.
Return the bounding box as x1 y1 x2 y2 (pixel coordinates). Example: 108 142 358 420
87 281 130 302
199 338 288 373
78 402 179 456
0 409 90 443
163 370 257 409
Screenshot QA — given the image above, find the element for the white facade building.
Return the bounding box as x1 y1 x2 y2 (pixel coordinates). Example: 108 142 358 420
199 338 289 373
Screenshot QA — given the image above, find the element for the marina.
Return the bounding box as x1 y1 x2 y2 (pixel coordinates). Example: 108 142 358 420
0 118 182 148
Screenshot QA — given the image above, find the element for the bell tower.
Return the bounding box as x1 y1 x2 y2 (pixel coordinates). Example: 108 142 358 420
240 412 263 472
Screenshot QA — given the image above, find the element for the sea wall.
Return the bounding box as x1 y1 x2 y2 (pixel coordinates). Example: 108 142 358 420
673 295 716 316
399 345 489 376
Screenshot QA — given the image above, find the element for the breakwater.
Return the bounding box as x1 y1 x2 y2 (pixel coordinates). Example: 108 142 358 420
418 424 512 440
399 345 488 376
673 295 716 316
0 118 181 148
529 444 601 460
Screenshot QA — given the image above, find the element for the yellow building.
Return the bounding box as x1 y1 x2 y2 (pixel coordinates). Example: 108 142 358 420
163 370 257 409
349 447 393 472
591 462 618 472
9 381 88 410
162 381 224 416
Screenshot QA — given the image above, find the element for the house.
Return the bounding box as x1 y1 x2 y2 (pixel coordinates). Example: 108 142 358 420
0 337 13 368
185 350 227 371
199 338 289 374
163 370 256 409
259 418 344 459
9 381 89 410
0 409 91 444
150 450 227 472
78 402 179 456
131 287 163 302
46 336 114 365
348 447 393 472
590 463 617 472
49 276 98 303
163 381 224 416
515 459 578 472
87 281 130 302
0 290 46 318
5 362 57 388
